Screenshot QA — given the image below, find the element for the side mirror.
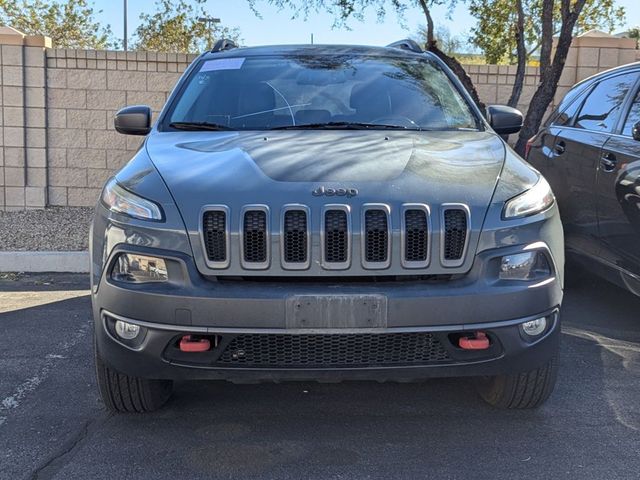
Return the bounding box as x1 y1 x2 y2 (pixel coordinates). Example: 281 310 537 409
114 105 152 135
633 121 640 141
487 105 523 135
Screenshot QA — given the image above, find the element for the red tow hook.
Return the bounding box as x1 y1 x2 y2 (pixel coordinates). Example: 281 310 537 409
458 331 490 350
179 335 211 352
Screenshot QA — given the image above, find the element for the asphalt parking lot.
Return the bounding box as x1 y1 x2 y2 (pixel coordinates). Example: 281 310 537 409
0 270 639 480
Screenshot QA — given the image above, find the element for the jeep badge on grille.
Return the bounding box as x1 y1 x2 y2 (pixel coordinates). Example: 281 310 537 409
312 186 359 197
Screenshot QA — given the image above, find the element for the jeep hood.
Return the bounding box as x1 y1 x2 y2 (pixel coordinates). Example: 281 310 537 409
145 129 506 230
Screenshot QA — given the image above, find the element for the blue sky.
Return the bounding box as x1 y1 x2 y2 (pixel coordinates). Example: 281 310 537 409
95 0 640 48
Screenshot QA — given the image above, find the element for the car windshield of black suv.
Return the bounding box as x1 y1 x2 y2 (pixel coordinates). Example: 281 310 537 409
164 54 479 131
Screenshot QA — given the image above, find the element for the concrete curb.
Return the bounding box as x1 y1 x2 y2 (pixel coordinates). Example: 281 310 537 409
0 251 90 273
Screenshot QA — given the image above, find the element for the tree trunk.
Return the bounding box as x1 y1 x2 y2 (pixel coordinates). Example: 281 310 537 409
514 0 587 155
539 0 554 80
418 0 434 46
417 0 485 112
508 0 526 108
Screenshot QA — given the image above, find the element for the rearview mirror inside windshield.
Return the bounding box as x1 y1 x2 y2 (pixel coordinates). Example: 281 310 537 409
296 69 347 85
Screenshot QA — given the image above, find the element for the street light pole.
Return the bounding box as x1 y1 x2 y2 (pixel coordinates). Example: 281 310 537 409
123 0 128 51
199 16 221 50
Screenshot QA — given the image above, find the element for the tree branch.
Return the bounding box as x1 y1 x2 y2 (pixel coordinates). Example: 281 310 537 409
417 0 434 47
539 0 554 80
515 0 589 154
508 0 526 108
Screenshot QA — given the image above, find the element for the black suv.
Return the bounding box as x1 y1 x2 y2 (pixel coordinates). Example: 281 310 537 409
527 62 640 295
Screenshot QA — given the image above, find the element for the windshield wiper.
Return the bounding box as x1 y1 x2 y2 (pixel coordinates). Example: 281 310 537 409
169 121 232 131
270 122 419 131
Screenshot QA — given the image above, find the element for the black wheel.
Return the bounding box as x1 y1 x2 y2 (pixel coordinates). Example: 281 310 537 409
475 356 558 409
95 346 173 413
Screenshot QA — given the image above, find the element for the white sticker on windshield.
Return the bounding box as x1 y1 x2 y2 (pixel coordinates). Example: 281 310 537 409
200 58 245 72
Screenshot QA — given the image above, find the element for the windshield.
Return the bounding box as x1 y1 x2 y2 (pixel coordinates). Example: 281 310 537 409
164 54 479 131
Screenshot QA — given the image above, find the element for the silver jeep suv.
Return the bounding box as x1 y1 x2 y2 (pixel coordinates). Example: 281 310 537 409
91 39 563 412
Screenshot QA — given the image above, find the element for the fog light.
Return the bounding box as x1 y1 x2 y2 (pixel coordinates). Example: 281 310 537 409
111 254 168 283
521 317 547 337
115 320 141 340
499 251 550 281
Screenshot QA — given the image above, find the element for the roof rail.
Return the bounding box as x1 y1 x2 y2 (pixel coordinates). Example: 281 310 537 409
211 38 238 53
386 39 423 54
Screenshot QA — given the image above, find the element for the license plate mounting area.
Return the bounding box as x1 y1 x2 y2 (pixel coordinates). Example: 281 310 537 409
285 295 388 329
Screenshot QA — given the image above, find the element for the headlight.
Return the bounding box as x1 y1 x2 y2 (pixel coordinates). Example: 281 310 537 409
101 178 162 220
112 254 168 283
499 251 551 281
503 176 554 219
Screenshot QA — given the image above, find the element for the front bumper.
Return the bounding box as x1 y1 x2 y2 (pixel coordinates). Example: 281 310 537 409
92 243 562 381
96 309 560 382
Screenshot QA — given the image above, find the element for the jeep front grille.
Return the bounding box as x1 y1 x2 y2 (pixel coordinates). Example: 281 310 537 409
242 209 268 267
442 207 468 265
283 209 308 264
404 209 429 262
202 209 227 265
323 209 349 266
363 207 390 268
201 203 470 272
216 332 451 368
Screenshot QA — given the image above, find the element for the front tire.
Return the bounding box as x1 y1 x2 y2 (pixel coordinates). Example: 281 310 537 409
475 356 558 409
95 347 173 413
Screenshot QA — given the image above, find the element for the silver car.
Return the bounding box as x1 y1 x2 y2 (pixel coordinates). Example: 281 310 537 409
91 39 564 412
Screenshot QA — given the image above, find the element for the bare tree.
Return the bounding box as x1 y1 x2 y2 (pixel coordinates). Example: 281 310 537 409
539 0 554 78
507 0 526 107
514 0 588 154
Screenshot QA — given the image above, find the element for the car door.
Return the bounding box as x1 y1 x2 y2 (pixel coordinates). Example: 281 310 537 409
551 71 639 257
527 81 595 254
528 86 588 193
596 73 640 276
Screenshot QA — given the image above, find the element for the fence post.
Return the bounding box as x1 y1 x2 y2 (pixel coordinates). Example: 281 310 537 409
0 26 51 210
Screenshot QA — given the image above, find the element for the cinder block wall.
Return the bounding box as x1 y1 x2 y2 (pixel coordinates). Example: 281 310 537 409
44 49 197 207
1 28 639 211
465 65 541 115
1 35 48 210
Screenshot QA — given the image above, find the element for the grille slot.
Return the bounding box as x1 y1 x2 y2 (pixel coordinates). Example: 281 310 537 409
243 210 268 265
443 208 468 263
405 209 428 263
283 209 308 265
202 210 227 264
216 332 451 368
363 208 389 267
324 209 349 265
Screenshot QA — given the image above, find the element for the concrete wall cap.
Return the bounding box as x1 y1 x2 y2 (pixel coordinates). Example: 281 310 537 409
578 29 614 38
0 26 51 47
573 35 636 49
25 35 52 48
0 26 26 37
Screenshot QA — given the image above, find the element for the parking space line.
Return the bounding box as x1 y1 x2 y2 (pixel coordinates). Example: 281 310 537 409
0 320 91 428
